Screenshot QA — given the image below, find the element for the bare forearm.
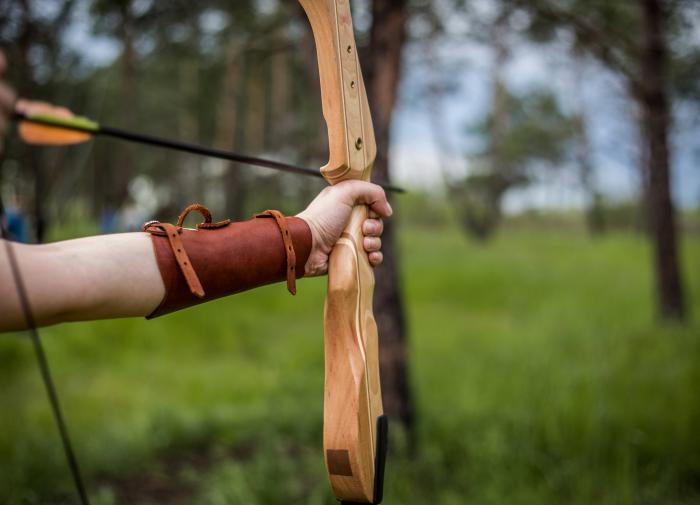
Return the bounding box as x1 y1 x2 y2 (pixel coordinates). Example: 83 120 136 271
0 233 164 331
0 181 391 333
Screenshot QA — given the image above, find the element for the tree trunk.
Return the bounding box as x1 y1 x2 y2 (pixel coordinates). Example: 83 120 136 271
490 13 509 179
480 13 510 239
218 42 247 220
116 0 136 208
366 0 413 438
639 0 686 321
17 0 46 243
572 53 605 235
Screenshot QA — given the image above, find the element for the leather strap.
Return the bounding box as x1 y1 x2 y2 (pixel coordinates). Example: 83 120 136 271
143 221 205 298
143 203 232 298
256 210 298 295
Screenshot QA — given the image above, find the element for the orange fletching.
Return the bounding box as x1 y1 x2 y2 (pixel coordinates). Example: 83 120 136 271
17 99 92 145
19 122 91 145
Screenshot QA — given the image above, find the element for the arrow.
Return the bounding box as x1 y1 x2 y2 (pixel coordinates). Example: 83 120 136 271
13 107 405 193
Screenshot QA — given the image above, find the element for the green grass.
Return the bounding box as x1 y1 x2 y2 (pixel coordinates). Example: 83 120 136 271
1 225 699 505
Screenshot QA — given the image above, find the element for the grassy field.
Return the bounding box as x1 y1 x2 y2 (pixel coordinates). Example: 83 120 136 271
1 224 699 505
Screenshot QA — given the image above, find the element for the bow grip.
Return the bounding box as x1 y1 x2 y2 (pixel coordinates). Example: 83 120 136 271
323 205 385 503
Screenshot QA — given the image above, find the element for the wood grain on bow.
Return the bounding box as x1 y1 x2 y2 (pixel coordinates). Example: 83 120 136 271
298 1 388 503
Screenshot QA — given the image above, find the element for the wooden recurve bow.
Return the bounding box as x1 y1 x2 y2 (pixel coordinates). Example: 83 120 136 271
298 1 388 504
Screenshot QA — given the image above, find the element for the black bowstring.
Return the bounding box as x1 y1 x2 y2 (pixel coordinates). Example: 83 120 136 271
0 193 91 505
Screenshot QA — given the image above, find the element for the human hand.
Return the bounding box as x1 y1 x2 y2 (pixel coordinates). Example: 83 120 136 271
297 180 393 277
0 52 17 151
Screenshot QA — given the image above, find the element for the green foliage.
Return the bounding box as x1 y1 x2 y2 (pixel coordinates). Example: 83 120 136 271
1 225 699 504
449 171 523 240
395 190 455 229
472 90 576 172
509 0 700 101
452 90 576 240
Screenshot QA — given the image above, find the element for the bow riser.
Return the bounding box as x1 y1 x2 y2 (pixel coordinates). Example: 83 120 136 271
324 206 382 502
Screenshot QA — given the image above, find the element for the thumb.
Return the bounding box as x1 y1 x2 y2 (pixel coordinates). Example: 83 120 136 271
336 180 393 218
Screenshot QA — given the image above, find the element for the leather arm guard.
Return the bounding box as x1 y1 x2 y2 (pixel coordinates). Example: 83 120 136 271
143 203 312 318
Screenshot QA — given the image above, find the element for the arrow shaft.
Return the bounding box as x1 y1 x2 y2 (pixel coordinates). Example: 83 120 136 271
98 124 330 180
14 111 404 193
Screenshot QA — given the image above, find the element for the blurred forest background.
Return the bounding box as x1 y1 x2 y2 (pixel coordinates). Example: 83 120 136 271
1 0 699 504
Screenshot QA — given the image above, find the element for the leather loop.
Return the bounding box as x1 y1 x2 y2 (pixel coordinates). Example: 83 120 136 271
177 203 231 229
255 210 298 295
